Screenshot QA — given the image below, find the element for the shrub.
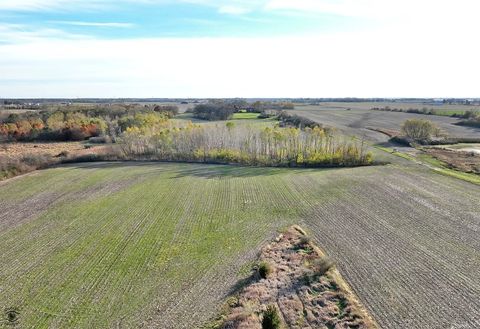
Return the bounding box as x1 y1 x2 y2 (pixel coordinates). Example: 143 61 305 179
0 154 59 180
262 305 281 329
458 114 480 128
258 261 272 279
312 256 335 276
298 235 311 246
153 105 179 118
258 111 271 119
460 110 478 119
193 103 236 121
401 119 440 142
277 111 320 129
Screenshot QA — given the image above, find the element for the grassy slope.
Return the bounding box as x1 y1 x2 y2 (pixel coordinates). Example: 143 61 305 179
0 162 479 328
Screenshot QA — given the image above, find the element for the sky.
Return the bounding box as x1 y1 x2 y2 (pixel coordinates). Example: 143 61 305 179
0 0 479 98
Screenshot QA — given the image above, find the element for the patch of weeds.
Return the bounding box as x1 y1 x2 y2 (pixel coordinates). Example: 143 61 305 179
303 256 335 284
297 246 313 255
308 285 324 296
299 236 311 246
329 281 340 292
312 256 335 276
262 305 282 329
336 296 348 319
226 296 239 308
326 322 336 329
258 261 273 279
293 236 314 254
302 271 316 285
202 297 239 329
296 314 306 327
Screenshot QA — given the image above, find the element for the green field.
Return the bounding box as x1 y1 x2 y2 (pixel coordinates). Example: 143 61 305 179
231 112 260 120
1 162 479 328
0 163 310 328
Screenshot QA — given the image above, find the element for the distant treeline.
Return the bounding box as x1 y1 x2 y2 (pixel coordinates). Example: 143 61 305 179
372 106 480 127
277 111 322 129
0 104 178 142
191 101 294 121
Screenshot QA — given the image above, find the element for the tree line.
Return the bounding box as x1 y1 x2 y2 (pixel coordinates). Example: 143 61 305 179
191 101 295 121
119 123 373 167
0 104 177 142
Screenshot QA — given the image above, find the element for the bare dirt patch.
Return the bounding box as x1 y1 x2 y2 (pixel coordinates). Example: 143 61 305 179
209 226 377 329
425 147 480 174
0 142 85 160
0 142 110 181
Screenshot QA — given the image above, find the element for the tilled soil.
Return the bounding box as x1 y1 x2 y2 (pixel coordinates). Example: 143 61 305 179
299 166 480 329
294 108 480 143
0 163 479 329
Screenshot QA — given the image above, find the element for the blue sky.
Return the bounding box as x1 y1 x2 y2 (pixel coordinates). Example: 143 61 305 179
0 0 479 98
0 0 370 41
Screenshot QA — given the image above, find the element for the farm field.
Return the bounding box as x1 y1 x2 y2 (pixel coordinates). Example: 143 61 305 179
1 162 479 328
299 102 480 113
293 104 480 143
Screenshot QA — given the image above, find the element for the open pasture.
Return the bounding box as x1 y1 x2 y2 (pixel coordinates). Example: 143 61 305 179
0 162 479 328
293 104 480 143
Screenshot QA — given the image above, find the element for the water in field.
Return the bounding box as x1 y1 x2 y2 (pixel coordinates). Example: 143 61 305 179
439 143 480 154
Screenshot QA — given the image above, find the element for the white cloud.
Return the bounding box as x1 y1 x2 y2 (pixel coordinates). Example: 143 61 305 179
0 0 100 11
0 0 259 14
218 5 250 15
1 0 479 97
264 0 480 23
0 0 158 11
0 24 88 43
52 21 135 28
0 27 479 98
2 0 477 22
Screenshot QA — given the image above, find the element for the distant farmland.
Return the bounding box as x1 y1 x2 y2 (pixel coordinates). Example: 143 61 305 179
1 162 479 328
293 104 480 143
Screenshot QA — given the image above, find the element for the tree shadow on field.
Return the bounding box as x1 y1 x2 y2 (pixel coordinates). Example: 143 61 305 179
170 164 322 179
59 161 174 174
58 160 333 180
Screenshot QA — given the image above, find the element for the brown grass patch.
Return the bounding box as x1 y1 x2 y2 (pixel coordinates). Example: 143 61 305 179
425 147 480 174
206 226 378 329
0 142 110 181
0 142 85 160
